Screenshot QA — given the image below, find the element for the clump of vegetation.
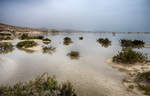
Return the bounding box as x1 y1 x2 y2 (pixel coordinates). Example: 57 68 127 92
112 49 147 64
97 38 111 48
64 37 73 45
67 51 80 59
17 48 35 53
121 39 145 48
42 46 56 54
79 37 83 40
0 33 12 40
0 33 11 36
43 38 51 44
16 41 37 48
19 34 29 40
0 42 14 54
136 71 150 95
0 36 12 40
0 73 77 96
20 34 44 40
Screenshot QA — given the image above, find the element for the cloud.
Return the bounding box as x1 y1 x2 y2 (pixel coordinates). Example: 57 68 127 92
0 0 150 32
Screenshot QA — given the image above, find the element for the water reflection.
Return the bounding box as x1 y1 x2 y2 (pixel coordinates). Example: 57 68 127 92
17 47 35 53
67 51 80 60
0 42 14 54
0 33 150 96
63 37 73 45
97 38 111 48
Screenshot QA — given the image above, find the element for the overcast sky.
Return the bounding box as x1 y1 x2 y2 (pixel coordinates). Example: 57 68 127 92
0 0 150 32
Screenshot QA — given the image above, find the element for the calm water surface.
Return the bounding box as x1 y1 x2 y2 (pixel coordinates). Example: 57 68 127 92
0 33 150 96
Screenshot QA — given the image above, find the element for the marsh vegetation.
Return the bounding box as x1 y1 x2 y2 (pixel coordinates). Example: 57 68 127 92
43 38 51 45
120 39 145 48
67 51 80 59
20 34 44 40
79 37 83 40
112 49 147 64
136 71 150 95
0 73 77 96
64 37 72 45
0 42 14 54
16 41 38 48
0 33 12 40
42 46 56 54
97 38 111 48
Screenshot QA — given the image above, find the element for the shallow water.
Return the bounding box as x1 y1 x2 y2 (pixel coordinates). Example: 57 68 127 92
0 33 150 96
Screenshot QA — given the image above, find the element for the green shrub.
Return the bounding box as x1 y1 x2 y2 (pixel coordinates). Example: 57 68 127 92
0 36 12 40
67 51 80 59
97 38 111 48
0 73 77 96
0 42 14 54
79 37 83 40
136 71 150 95
112 49 147 64
0 33 11 36
121 39 145 48
42 46 56 54
16 41 37 48
43 38 51 44
19 34 29 40
20 34 44 40
64 37 72 45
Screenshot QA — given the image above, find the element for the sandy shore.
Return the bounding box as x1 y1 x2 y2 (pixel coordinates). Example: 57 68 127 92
106 58 150 96
26 45 42 51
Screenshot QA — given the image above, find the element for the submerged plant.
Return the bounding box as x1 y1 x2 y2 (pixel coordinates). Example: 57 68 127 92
43 38 51 44
67 51 80 59
0 42 14 54
97 38 111 48
16 41 37 48
136 71 150 95
120 39 145 48
64 37 72 45
42 46 56 54
0 73 77 96
112 49 147 64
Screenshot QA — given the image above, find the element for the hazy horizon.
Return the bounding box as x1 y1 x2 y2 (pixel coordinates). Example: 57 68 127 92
0 0 150 32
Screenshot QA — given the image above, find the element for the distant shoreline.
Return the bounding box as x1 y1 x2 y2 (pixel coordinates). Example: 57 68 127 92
0 23 150 34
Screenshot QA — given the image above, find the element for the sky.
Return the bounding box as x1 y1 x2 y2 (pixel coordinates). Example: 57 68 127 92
0 0 150 32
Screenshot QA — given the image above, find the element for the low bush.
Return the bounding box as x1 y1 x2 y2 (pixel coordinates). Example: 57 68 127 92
16 41 37 48
121 39 145 48
0 36 12 40
42 46 56 54
64 37 72 45
67 51 80 59
43 38 51 44
79 37 83 40
0 42 14 54
136 71 150 95
20 34 44 40
112 49 147 64
0 73 77 96
97 38 111 48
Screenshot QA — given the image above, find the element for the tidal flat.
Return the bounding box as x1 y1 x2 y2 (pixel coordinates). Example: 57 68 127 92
0 32 150 96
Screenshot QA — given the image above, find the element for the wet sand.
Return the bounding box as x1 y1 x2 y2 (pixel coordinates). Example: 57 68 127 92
106 58 150 96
